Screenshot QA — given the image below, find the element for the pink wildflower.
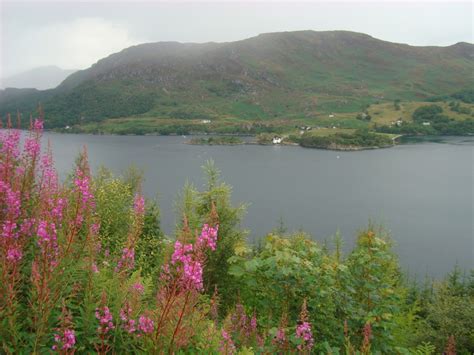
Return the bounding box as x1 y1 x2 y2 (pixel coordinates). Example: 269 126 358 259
51 198 65 222
0 181 21 219
95 306 114 334
119 304 136 334
20 218 35 237
171 241 193 264
6 248 22 262
197 224 218 251
91 263 99 273
171 241 204 290
250 313 257 332
2 220 18 239
131 282 144 294
73 168 94 225
90 222 100 236
39 150 58 191
24 136 41 159
33 118 44 131
1 129 21 160
274 327 287 346
138 315 154 334
36 220 58 265
219 329 236 354
115 247 135 272
52 328 76 351
296 321 314 351
133 194 145 216
295 300 314 352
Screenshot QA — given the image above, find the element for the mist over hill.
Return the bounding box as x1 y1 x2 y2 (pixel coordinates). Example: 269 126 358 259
0 31 472 127
1 66 77 91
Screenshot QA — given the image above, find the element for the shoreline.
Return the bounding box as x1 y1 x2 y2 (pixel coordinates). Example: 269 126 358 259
186 138 396 151
47 129 473 151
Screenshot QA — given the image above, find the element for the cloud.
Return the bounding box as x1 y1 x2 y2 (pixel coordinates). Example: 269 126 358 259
3 17 143 76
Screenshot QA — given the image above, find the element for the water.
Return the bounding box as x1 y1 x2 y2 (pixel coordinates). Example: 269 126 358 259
44 133 473 277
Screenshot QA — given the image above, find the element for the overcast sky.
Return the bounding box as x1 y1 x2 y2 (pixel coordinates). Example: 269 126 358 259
0 1 472 77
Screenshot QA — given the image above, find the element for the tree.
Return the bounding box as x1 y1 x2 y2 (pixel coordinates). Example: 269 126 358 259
412 105 443 122
175 160 247 311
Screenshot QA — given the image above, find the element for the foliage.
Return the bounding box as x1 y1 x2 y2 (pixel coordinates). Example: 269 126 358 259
412 105 443 122
410 268 474 354
377 104 474 135
452 89 474 104
93 166 164 276
299 129 393 149
175 161 247 311
189 136 244 145
0 121 221 353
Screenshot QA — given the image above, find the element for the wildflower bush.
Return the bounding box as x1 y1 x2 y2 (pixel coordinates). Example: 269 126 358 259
0 118 473 354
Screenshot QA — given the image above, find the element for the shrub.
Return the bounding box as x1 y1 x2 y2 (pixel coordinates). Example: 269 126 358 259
0 119 221 352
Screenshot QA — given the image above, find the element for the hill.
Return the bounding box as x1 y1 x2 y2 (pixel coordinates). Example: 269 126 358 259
1 66 77 90
0 31 472 130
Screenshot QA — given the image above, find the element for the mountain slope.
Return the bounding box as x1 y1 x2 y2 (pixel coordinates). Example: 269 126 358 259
1 66 77 90
0 31 472 127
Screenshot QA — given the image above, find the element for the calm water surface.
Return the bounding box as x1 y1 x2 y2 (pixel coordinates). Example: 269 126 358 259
44 133 473 277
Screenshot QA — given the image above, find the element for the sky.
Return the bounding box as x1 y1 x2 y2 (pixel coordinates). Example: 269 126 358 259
0 1 472 78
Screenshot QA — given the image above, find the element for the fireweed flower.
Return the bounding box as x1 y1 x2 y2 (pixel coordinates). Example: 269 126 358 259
197 224 218 251
91 263 99 273
24 136 41 159
39 151 58 191
131 282 145 294
74 169 94 205
171 241 193 264
119 304 137 334
133 194 145 216
6 248 22 262
219 329 236 354
36 220 59 266
51 198 66 223
2 221 18 240
73 168 94 225
0 181 21 220
115 247 135 273
138 315 154 334
7 190 21 218
0 129 21 160
167 223 219 291
273 327 287 347
20 218 35 235
33 118 44 131
295 321 314 351
171 240 204 290
52 329 76 351
90 222 100 236
295 300 314 352
250 313 257 332
95 306 115 334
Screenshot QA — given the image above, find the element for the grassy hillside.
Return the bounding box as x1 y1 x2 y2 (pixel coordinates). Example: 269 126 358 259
368 101 474 126
0 31 473 131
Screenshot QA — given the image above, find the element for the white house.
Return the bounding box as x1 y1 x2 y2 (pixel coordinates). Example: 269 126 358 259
272 136 282 144
201 119 211 124
422 122 431 126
